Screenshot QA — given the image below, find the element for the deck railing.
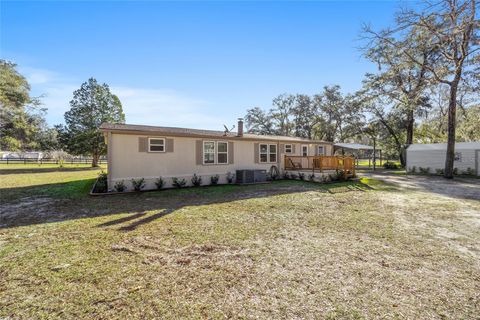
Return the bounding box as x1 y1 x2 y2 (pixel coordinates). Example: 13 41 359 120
284 155 355 175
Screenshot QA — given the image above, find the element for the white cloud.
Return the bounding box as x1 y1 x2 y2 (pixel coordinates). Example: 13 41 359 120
112 87 227 130
20 66 231 130
21 66 59 85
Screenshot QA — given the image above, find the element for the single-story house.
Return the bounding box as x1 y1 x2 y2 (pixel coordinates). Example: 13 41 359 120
406 142 480 175
99 119 335 191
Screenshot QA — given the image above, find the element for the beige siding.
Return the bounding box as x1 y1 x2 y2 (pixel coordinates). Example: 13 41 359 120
109 134 285 190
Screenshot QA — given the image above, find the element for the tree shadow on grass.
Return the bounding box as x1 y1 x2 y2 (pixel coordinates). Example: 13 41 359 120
1 179 379 230
117 208 177 232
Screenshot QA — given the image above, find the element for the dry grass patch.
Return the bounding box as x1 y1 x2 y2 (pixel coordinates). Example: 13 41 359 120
1 167 479 319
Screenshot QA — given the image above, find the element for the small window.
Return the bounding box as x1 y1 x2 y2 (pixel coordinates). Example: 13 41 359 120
302 145 308 157
269 144 277 162
454 152 462 162
149 138 165 152
285 144 292 153
259 143 277 163
260 144 268 163
318 146 324 155
203 141 215 164
217 141 228 164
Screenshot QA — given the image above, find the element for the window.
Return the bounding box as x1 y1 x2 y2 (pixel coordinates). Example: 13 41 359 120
203 141 215 164
454 152 462 161
217 141 228 164
260 144 268 163
302 145 308 157
149 138 165 152
269 144 277 162
203 141 228 165
317 146 324 155
285 144 292 153
259 143 277 163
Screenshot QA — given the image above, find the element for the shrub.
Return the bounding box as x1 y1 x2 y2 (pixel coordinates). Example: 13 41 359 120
94 172 108 193
435 168 445 175
383 161 399 169
131 178 145 191
419 167 430 174
409 166 417 174
172 177 187 188
453 168 458 175
210 174 219 185
298 172 305 181
289 173 298 180
226 172 235 184
114 180 126 192
282 171 290 180
155 177 165 190
463 167 476 176
335 170 346 181
308 173 315 182
191 174 202 187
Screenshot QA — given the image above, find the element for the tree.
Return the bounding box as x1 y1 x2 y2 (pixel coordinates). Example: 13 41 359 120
244 87 363 142
0 60 48 151
362 120 383 170
315 86 344 142
359 96 408 165
245 107 275 135
271 94 295 136
292 94 319 139
367 0 478 178
61 78 125 166
457 105 480 141
361 26 435 147
313 86 363 142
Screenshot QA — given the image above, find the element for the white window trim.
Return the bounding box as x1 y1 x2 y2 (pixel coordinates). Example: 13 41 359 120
302 145 309 157
203 141 229 165
259 143 277 163
217 141 229 165
285 144 293 154
148 137 165 153
203 141 216 165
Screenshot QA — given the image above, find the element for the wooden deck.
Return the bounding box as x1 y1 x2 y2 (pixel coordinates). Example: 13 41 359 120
284 155 356 176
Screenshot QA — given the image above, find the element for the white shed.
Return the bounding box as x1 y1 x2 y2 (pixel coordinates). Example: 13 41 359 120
406 142 480 175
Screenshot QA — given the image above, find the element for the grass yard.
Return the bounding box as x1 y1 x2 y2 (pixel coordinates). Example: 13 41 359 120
1 165 479 319
356 159 401 167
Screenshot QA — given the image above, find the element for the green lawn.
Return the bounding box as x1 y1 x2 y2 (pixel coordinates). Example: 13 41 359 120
1 165 479 319
356 159 401 167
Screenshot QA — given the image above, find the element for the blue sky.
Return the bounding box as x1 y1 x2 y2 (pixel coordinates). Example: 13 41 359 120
1 1 403 130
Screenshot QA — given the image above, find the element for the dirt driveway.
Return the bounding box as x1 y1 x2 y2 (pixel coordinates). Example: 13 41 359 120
361 172 480 201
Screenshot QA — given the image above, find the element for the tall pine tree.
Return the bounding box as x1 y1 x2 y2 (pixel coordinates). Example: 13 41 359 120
60 78 125 166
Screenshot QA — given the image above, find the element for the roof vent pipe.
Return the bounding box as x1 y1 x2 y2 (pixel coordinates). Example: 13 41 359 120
237 118 244 137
